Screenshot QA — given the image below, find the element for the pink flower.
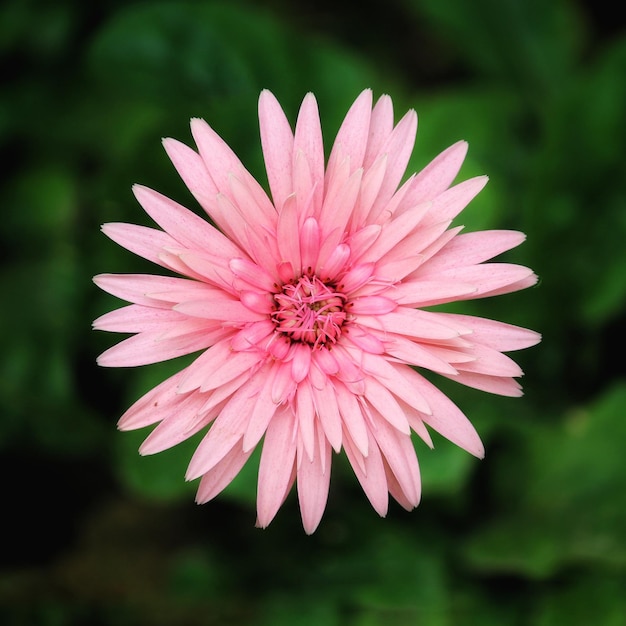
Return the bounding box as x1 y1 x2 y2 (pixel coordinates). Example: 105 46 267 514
94 90 540 534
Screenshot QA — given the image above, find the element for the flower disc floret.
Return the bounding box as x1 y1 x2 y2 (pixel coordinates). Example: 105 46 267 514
272 275 347 348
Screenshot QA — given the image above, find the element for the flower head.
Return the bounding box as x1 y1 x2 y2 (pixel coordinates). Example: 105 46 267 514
94 90 539 533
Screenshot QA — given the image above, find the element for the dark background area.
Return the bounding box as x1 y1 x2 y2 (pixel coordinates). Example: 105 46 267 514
1 0 625 624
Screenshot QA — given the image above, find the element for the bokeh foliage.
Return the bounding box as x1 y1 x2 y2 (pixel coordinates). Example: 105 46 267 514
1 0 625 624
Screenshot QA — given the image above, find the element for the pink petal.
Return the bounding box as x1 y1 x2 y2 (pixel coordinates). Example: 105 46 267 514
375 221 454 278
317 243 351 281
403 140 469 205
163 136 218 198
101 223 178 268
411 374 485 458
299 216 321 273
93 305 188 333
296 379 316 462
271 359 297 403
97 327 222 367
369 415 420 506
93 273 221 309
229 257 277 293
349 295 397 316
382 334 459 375
418 263 537 300
335 381 369 456
242 365 281 452
337 262 375 294
198 349 261 394
195 443 254 503
258 90 294 210
480 273 539 298
343 427 389 516
367 108 418 222
398 400 434 448
384 457 419 510
226 171 278 231
185 378 262 480
168 249 235 290
327 89 373 176
444 371 523 397
421 230 527 272
312 347 339 375
363 93 394 169
174 297 266 323
358 307 462 341
387 279 477 307
257 407 297 528
239 290 275 315
356 201 433 265
297 424 332 534
311 382 342 452
291 343 312 384
319 167 363 246
117 369 188 430
436 314 541 351
277 194 301 270
132 185 241 258
190 118 247 196
294 93 325 214
423 176 489 224
351 153 387 229
364 377 411 434
456 344 524 378
230 320 276 352
139 396 219 455
342 325 386 354
360 354 432 415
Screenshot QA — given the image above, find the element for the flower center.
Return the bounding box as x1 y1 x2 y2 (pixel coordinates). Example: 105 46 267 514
272 275 347 347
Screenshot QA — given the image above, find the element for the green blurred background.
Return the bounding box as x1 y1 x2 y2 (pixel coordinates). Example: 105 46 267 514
2 0 625 624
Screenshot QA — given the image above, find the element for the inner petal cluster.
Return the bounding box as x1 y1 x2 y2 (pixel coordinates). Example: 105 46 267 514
272 274 347 348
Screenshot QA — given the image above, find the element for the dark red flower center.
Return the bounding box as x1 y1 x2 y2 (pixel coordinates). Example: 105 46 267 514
272 275 347 347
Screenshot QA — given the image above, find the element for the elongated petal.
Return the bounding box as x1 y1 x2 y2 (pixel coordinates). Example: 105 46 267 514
297 424 332 534
259 90 294 210
370 415 421 507
343 427 389 516
101 223 178 268
367 109 418 221
94 273 217 308
196 444 254 504
402 140 468 205
421 230 527 272
411 375 485 458
117 369 188 430
132 185 242 258
93 305 189 333
257 407 297 528
294 93 325 214
185 378 263 480
436 314 542 351
327 89 372 176
139 396 218 455
97 327 219 367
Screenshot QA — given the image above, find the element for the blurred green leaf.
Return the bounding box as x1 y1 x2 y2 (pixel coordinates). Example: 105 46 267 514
419 434 478 497
404 0 584 94
115 427 199 502
532 571 626 626
407 87 524 234
463 382 626 577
